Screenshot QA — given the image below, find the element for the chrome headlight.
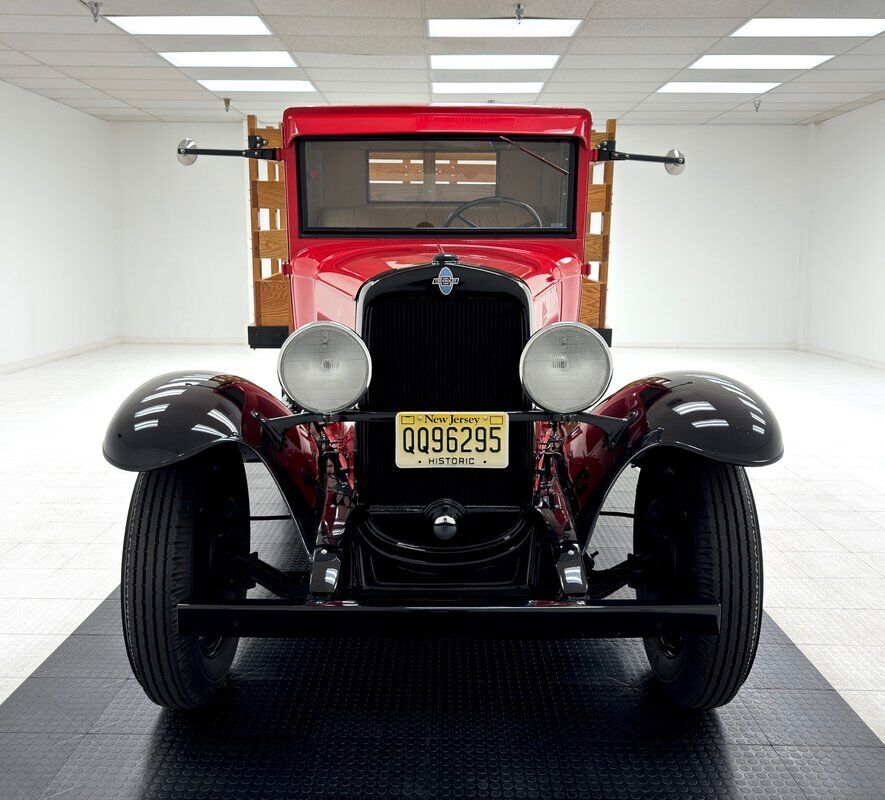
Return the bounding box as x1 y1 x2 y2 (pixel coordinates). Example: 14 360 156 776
277 322 372 414
519 322 613 414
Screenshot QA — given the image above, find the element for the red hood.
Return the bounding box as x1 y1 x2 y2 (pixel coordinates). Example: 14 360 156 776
291 240 583 302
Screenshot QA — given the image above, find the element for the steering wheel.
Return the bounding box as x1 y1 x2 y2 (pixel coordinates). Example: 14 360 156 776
443 196 543 229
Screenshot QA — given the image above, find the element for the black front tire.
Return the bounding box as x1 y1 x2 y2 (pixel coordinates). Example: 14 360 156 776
122 445 250 709
633 452 762 710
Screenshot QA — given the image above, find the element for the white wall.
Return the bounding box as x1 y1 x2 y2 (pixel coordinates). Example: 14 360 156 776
112 122 249 343
608 124 810 347
0 81 115 371
802 100 885 367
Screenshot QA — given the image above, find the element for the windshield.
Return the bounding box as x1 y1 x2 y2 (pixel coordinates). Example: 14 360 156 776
298 136 576 235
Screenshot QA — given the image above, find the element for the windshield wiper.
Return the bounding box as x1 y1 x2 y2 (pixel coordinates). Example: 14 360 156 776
498 136 569 176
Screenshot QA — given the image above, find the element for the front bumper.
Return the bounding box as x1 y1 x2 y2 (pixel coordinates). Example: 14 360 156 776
178 599 720 639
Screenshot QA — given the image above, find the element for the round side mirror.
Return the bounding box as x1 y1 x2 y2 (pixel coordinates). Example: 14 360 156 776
177 138 197 166
665 148 685 175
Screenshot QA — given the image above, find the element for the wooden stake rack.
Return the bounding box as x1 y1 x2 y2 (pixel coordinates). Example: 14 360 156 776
247 115 292 348
579 118 617 345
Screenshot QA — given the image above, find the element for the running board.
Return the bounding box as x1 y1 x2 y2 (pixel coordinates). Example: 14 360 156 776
178 600 720 638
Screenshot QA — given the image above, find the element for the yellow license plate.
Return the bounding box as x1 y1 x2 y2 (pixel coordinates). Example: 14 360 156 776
395 412 509 469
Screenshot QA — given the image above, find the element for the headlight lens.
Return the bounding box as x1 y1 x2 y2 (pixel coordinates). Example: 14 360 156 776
277 322 372 414
519 322 613 414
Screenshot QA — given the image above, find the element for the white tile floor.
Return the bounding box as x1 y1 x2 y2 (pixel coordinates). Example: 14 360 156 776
0 344 883 741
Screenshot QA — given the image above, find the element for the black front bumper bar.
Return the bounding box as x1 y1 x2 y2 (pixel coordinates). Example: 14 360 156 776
178 600 720 639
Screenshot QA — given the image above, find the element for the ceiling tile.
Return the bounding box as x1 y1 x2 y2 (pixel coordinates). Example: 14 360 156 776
670 68 805 81
793 68 885 82
423 0 591 16
87 78 212 91
536 91 649 102
176 66 309 81
0 15 126 34
306 68 425 82
134 98 229 109
429 69 550 82
771 81 885 92
850 36 885 55
824 53 885 69
543 81 663 92
0 64 66 78
551 68 680 82
591 0 767 17
763 91 874 102
707 117 806 124
578 18 743 37
95 0 256 11
324 93 429 102
558 54 694 68
57 66 191 80
280 35 426 55
315 81 427 92
0 33 150 51
568 36 718 54
428 38 570 55
294 53 426 69
759 0 885 14
256 0 421 15
130 35 286 52
103 89 215 100
30 87 114 99
706 36 862 55
61 97 133 109
0 49 38 65
33 50 169 67
265 15 423 37
4 76 94 89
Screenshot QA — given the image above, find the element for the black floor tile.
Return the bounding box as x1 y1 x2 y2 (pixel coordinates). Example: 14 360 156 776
775 745 885 800
32 635 132 680
72 596 120 636
744 645 833 690
0 678 125 734
0 732 82 800
742 688 885 747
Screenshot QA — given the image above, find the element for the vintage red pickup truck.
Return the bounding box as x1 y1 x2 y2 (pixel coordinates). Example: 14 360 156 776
104 105 781 712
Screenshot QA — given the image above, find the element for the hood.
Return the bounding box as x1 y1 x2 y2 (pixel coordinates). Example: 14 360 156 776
291 240 583 302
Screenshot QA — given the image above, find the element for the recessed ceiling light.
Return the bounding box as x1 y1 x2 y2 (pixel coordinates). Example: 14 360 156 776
428 19 580 37
658 82 780 93
690 54 833 70
732 18 885 37
199 80 315 92
432 82 544 94
160 52 296 67
430 55 559 69
106 16 271 35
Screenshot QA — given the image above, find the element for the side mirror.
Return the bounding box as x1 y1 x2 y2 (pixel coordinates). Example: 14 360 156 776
177 138 197 166
665 148 686 175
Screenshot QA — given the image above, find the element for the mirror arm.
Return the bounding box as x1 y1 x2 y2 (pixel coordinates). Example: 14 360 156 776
594 140 684 166
176 146 280 161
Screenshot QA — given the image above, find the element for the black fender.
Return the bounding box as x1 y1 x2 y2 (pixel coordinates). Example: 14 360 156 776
567 370 783 543
103 371 319 545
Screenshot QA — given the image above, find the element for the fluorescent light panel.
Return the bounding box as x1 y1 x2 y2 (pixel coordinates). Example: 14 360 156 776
199 80 315 92
658 82 780 93
433 82 544 94
431 55 559 69
732 18 885 37
429 19 579 37
107 16 271 35
691 54 833 70
160 51 295 67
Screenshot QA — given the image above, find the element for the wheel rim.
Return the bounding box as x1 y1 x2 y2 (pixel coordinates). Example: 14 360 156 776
195 493 243 658
640 469 692 658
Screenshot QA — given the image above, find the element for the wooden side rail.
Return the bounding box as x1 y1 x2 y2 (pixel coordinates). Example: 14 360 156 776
579 118 616 338
247 114 293 339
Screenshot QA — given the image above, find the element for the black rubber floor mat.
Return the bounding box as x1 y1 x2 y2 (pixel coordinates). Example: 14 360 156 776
1 469 883 799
